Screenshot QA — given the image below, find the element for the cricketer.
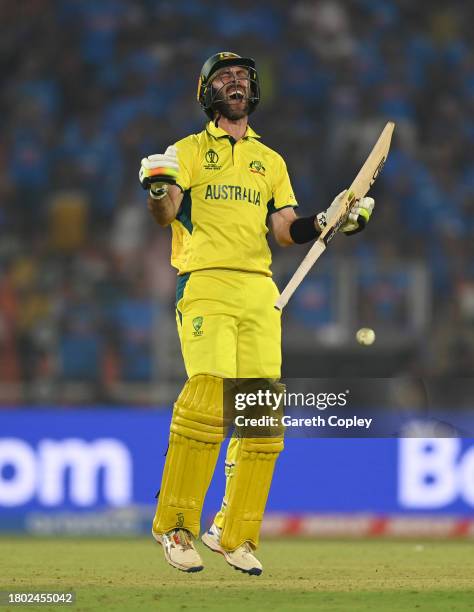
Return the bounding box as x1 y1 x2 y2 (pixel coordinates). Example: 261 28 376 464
139 52 375 575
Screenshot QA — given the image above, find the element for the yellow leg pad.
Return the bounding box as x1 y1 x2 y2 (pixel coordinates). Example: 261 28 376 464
213 436 239 530
220 437 284 551
153 375 225 538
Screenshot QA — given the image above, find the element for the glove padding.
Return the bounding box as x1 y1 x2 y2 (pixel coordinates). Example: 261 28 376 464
318 191 375 236
139 145 179 190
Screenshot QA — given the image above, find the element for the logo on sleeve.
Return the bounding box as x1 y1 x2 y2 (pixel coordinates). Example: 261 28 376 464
249 160 265 176
204 149 221 170
192 316 204 336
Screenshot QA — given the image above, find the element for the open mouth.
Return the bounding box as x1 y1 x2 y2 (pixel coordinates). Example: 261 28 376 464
228 90 245 101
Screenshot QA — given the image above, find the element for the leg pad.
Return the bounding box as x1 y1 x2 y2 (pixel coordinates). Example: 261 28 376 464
153 375 225 538
220 436 283 551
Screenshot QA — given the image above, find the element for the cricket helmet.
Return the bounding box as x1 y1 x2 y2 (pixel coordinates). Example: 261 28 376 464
197 51 260 119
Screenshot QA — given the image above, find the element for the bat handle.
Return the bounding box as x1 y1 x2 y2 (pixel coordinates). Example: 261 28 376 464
274 289 291 311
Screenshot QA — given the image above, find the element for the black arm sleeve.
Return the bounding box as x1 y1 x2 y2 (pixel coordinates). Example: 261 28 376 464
289 215 320 244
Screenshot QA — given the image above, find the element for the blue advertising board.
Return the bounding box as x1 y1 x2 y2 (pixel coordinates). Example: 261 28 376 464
0 409 474 533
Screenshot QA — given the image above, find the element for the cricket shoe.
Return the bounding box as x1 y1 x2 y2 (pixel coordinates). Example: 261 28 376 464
152 528 204 573
201 523 263 576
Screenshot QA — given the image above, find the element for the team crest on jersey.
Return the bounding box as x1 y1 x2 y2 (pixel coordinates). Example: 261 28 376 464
204 149 221 170
192 316 204 336
249 160 265 176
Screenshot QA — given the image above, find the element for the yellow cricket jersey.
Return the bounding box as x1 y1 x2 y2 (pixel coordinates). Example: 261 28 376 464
170 121 298 276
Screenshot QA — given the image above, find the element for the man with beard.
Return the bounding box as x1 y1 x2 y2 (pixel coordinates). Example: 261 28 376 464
139 52 375 574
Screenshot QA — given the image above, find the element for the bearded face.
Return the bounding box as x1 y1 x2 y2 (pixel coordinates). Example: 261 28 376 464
210 67 251 120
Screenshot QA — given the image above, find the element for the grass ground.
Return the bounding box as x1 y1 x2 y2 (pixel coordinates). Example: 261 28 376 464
1 538 473 611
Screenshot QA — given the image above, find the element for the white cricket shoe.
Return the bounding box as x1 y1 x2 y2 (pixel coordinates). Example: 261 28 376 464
152 528 204 573
201 523 263 575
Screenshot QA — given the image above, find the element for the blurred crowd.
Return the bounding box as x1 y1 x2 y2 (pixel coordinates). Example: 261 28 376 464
1 0 474 402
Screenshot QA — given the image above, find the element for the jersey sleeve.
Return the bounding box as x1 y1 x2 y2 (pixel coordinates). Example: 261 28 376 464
269 154 298 214
174 136 198 192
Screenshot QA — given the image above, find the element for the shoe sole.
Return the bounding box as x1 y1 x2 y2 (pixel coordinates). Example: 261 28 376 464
152 530 204 573
201 532 262 576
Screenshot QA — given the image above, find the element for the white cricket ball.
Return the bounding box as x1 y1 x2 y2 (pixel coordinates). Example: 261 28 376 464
356 327 376 346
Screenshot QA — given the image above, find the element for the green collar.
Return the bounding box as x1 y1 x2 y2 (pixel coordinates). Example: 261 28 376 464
205 121 261 140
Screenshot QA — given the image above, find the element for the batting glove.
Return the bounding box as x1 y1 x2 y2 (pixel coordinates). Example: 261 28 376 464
139 146 179 199
341 196 375 235
317 191 375 236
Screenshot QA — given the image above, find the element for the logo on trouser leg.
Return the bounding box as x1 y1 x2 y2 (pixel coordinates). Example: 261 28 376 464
192 316 204 336
176 512 184 528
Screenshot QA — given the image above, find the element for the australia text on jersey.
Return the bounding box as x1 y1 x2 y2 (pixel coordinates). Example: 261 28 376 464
205 184 261 206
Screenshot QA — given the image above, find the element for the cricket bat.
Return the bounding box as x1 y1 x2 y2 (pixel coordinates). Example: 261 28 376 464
275 121 395 311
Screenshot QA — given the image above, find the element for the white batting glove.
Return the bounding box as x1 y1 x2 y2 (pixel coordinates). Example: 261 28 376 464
317 191 375 236
139 146 179 198
341 196 375 235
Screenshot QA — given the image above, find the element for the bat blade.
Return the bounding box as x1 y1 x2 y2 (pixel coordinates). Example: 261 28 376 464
275 121 395 311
